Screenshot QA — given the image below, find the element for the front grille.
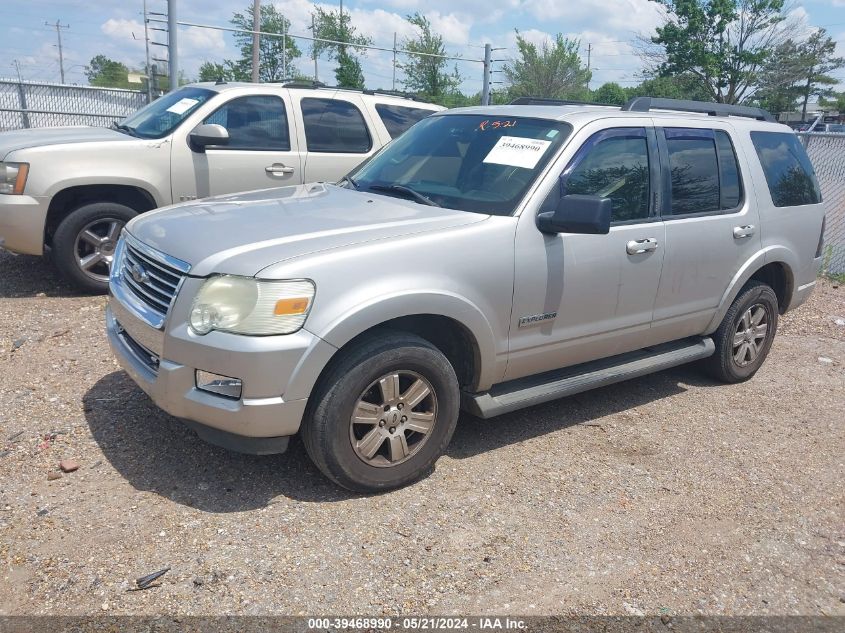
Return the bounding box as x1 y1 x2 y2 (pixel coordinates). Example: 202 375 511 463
116 321 160 374
120 237 188 318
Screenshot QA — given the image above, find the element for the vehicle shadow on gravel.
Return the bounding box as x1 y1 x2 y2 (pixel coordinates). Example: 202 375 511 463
84 371 361 511
85 365 717 511
447 364 717 460
0 251 82 298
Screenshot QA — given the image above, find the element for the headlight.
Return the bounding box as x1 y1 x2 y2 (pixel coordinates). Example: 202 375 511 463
189 276 315 336
0 162 29 195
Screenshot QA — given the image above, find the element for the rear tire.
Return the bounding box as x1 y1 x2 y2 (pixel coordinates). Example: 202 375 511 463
52 202 137 294
703 280 778 383
302 331 460 493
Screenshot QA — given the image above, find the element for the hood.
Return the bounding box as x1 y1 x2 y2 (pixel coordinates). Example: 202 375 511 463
0 126 132 159
126 184 488 277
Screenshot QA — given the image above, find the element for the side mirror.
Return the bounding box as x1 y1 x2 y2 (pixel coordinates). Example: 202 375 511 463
537 194 612 235
189 123 229 152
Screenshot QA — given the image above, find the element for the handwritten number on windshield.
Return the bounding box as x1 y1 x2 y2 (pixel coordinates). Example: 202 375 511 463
478 120 516 131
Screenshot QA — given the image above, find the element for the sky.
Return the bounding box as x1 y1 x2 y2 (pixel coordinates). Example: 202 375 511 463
3 0 845 98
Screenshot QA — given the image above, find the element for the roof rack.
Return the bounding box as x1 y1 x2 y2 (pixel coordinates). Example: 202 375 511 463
509 97 617 107
274 80 421 101
622 97 775 122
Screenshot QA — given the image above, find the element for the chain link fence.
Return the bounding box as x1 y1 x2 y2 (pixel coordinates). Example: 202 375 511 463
798 132 845 277
0 79 148 131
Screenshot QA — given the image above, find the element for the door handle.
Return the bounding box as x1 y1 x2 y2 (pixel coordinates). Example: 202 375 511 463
626 238 659 255
733 225 755 239
265 164 294 175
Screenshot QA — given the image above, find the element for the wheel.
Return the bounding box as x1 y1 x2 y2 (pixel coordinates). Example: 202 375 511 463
703 280 779 383
302 331 460 493
52 202 138 294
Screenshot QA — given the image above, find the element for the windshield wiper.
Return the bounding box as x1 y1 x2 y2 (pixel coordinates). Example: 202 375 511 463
339 175 359 190
368 184 440 207
111 122 138 137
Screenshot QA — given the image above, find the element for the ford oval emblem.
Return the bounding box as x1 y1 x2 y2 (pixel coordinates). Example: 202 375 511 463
128 261 150 285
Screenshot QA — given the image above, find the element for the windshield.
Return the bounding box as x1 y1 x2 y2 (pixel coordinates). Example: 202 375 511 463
118 87 216 139
348 114 572 215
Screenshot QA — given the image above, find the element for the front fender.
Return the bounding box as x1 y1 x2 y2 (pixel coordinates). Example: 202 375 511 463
704 246 795 333
284 291 502 400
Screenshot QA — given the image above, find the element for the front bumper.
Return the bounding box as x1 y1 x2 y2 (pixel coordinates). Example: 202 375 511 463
106 302 315 455
0 194 49 255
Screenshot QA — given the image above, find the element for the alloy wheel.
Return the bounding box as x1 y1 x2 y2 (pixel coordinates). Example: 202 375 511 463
349 370 438 468
74 219 124 283
732 303 769 367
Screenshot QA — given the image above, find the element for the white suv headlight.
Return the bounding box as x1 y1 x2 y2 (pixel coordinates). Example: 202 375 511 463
0 162 29 195
189 276 315 336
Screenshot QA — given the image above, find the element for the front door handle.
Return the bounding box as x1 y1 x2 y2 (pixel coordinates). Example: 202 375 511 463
733 224 755 239
626 238 659 255
265 163 295 175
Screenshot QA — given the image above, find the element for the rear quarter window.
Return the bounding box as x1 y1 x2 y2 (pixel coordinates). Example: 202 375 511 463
750 131 821 207
375 104 436 138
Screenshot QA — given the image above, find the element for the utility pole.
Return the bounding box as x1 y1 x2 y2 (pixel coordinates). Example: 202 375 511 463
46 20 70 83
392 32 397 91
251 0 260 82
167 0 178 91
586 43 592 90
312 14 318 81
143 0 152 102
481 43 492 106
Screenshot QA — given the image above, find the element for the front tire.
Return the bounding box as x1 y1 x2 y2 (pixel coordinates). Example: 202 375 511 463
703 280 778 383
302 331 460 493
52 202 138 294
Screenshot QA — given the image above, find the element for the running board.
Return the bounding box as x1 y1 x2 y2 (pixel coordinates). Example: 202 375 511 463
461 337 714 419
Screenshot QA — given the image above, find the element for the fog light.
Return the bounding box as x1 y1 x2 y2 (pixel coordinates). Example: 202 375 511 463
196 370 242 399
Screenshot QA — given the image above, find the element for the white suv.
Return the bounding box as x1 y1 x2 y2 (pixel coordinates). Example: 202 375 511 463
0 82 441 292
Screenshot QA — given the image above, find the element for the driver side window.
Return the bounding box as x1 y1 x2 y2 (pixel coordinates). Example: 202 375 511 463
563 129 651 223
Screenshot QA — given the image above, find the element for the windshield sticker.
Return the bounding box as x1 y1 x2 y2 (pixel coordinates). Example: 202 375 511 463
483 136 552 170
478 119 516 131
166 98 199 115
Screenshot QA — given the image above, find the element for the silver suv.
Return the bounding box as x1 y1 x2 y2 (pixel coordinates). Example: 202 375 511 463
0 82 440 292
105 98 826 492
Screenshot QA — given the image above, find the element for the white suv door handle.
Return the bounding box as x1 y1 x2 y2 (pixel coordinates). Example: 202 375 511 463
265 163 295 175
733 225 755 239
626 238 659 255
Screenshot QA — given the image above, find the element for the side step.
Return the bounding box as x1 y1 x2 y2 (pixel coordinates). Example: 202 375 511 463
461 337 714 419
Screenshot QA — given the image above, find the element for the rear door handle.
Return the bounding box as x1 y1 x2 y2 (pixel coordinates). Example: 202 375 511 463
733 224 755 239
626 238 659 255
265 163 295 175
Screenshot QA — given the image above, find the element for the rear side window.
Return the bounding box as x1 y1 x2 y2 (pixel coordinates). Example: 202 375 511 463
750 131 821 207
716 130 742 209
203 95 290 151
664 128 744 215
301 98 372 153
375 104 435 138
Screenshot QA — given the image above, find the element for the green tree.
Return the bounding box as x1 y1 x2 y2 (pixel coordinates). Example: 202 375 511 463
311 6 372 88
592 82 628 105
397 13 462 103
819 90 845 112
750 39 805 115
503 32 591 101
197 61 241 83
646 0 791 104
626 74 713 101
795 30 844 120
85 55 131 88
228 3 300 82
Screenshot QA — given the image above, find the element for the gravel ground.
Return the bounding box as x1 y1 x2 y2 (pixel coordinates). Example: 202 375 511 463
0 250 843 617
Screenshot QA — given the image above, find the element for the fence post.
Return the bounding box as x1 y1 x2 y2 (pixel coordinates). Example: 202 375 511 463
16 80 31 129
